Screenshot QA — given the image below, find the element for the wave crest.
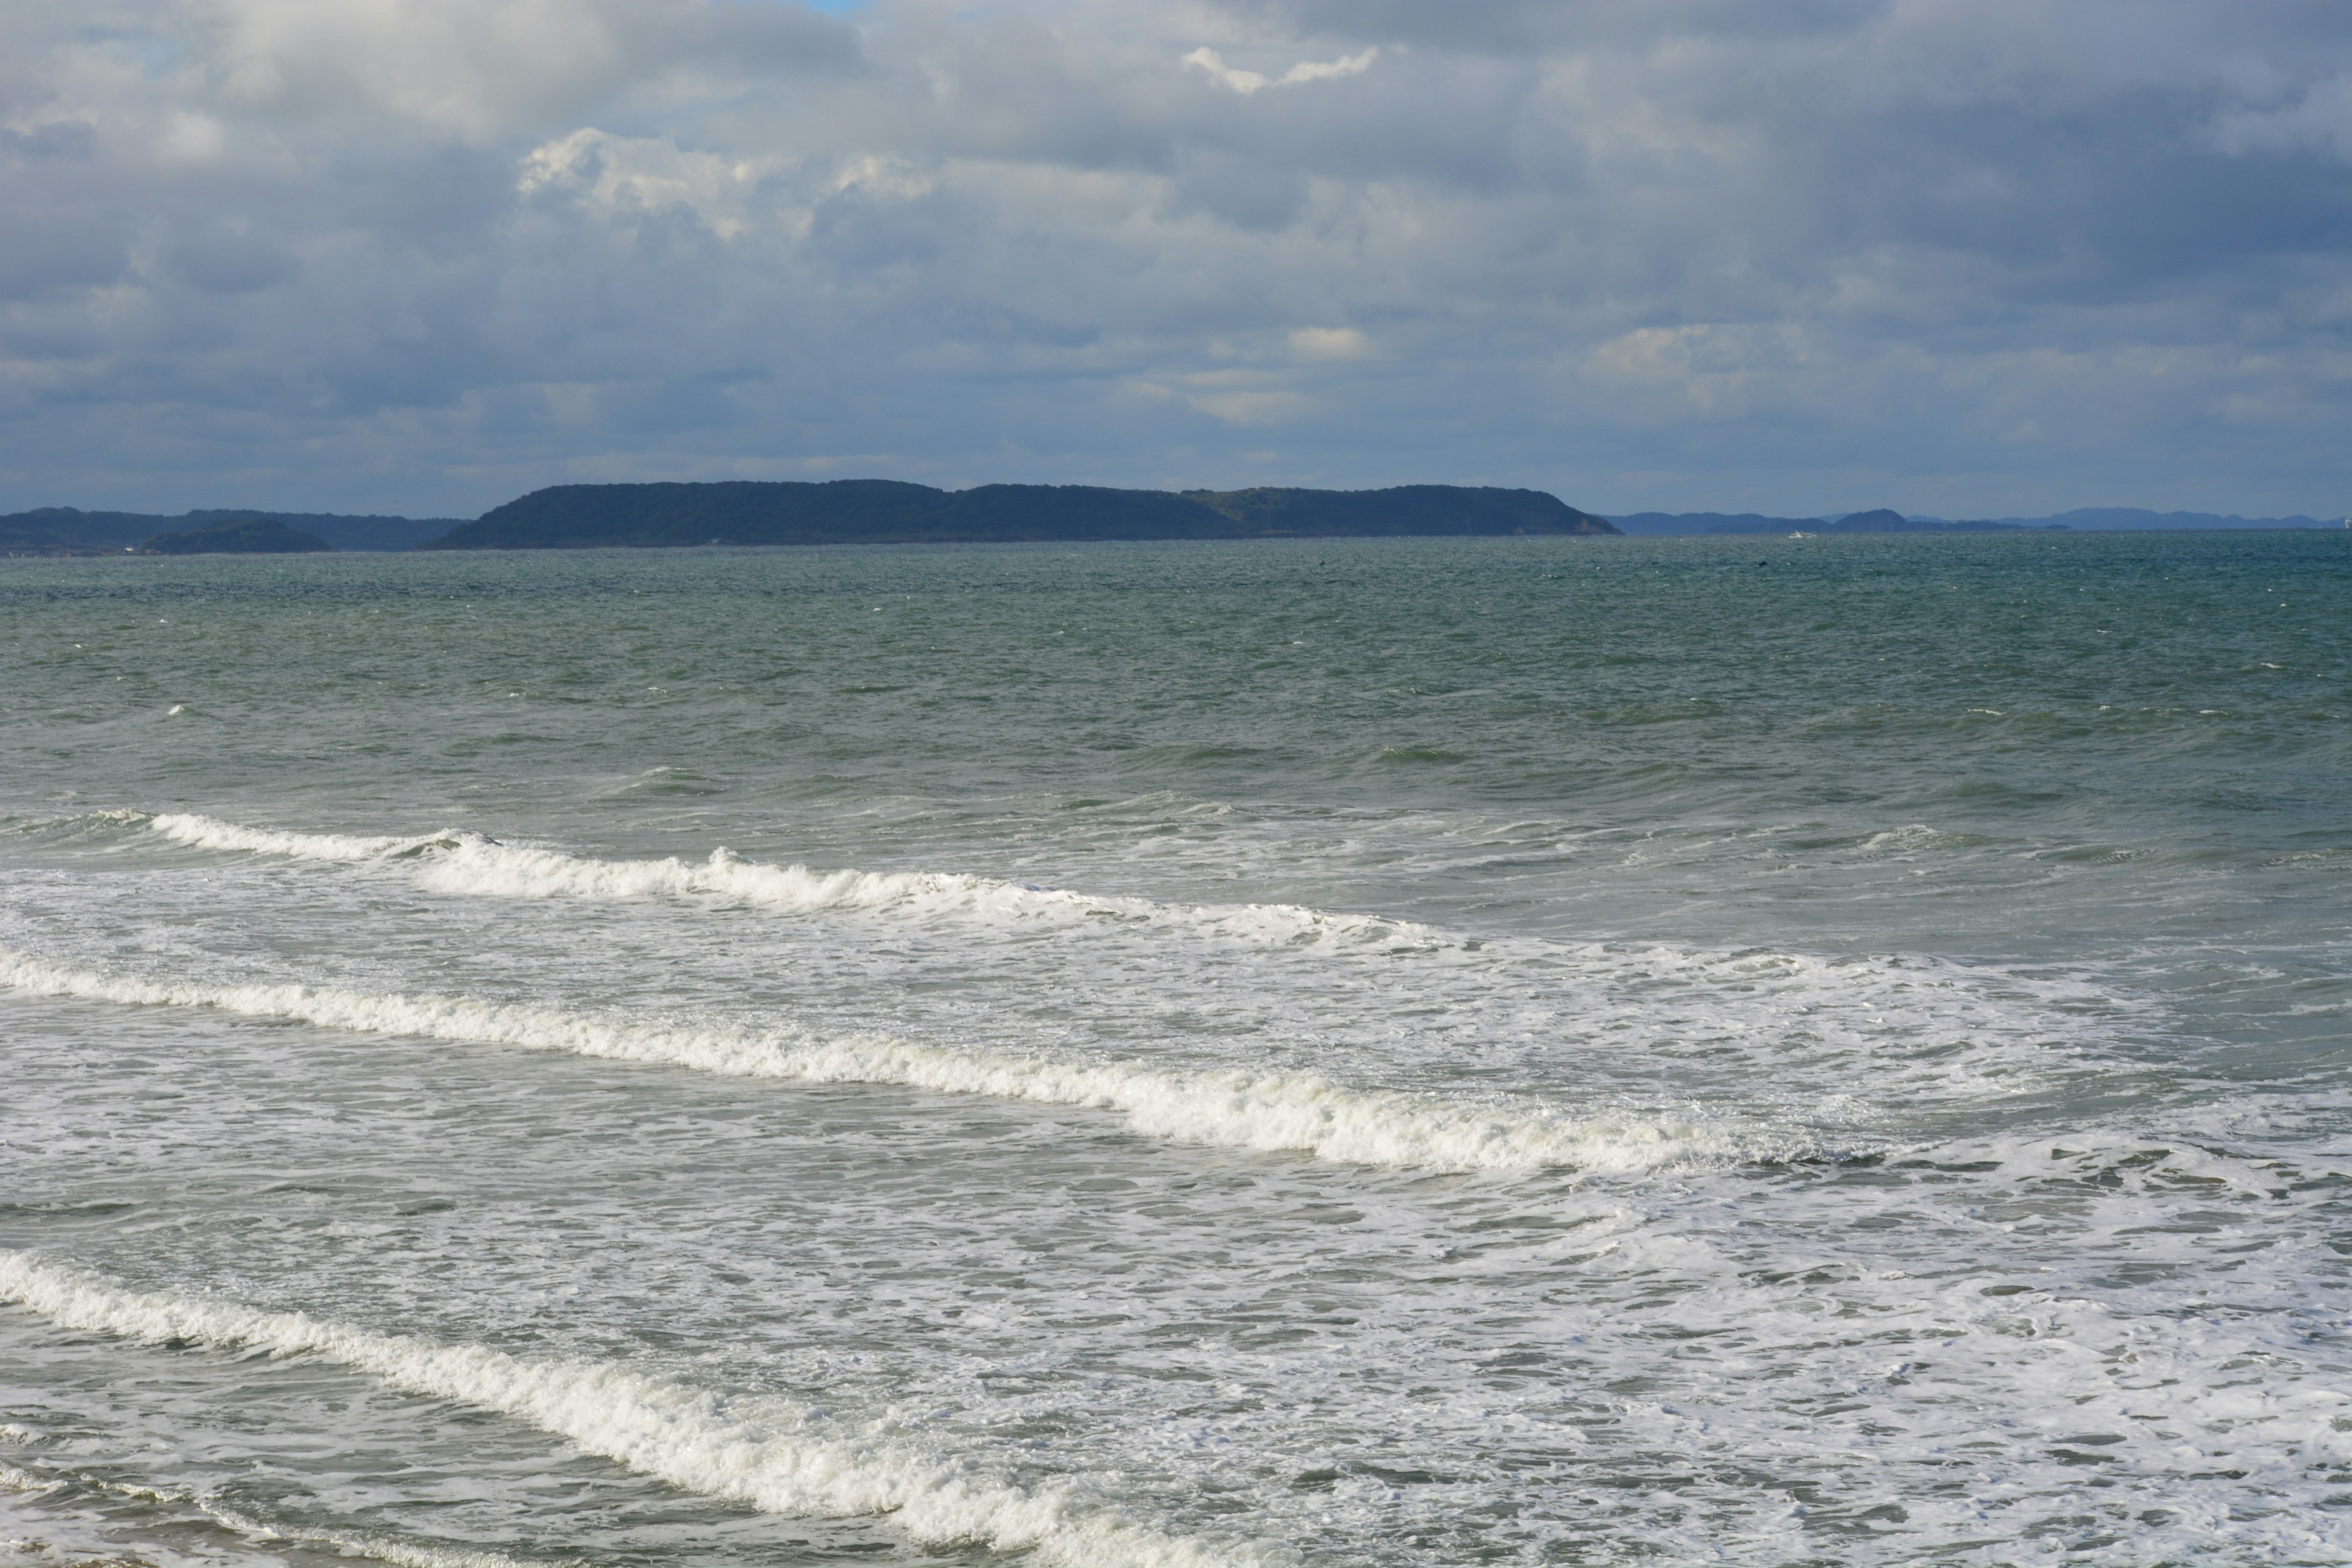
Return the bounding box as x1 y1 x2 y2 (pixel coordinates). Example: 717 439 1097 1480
141 812 1428 946
0 1251 1275 1568
0 949 1801 1174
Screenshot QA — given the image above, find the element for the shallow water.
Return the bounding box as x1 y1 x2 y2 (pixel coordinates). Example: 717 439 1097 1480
2 532 2348 1565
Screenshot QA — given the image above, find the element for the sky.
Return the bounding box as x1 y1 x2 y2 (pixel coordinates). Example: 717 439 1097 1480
2 0 2350 520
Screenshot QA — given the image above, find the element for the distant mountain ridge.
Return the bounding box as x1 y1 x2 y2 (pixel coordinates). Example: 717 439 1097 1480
9 492 2340 557
0 507 460 554
418 481 1621 549
1964 507 2337 532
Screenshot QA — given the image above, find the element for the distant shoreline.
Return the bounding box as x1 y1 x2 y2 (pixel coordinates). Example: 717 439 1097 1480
2 482 2342 555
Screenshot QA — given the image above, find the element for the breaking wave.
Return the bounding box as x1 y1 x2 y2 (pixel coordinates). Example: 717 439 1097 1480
0 1252 1275 1568
139 812 1431 946
0 949 1800 1174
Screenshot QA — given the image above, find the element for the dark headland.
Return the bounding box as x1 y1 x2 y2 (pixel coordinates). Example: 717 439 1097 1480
415 481 1621 549
7 490 2340 557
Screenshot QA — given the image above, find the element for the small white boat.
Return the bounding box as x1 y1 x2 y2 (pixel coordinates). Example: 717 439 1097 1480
1788 530 1814 539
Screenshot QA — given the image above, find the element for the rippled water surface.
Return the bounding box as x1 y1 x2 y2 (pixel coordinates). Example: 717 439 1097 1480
2 532 2348 1566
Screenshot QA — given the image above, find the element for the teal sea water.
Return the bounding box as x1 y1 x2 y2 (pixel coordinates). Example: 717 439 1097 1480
1 530 2347 1566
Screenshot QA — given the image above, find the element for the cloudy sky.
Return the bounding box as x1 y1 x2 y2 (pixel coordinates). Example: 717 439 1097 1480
4 0 2350 519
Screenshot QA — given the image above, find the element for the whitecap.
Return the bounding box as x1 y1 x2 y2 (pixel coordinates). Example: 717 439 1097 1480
141 812 1430 947
0 1252 1278 1568
0 949 1803 1174
146 812 454 862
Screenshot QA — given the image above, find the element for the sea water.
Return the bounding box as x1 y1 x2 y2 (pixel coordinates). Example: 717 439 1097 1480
0 531 2346 1566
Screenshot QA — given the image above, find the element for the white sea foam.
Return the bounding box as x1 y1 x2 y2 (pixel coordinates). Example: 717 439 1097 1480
0 1253 1273 1568
126 815 2125 1079
140 813 1430 946
118 810 2117 1112
0 950 1788 1172
145 813 458 864
0 1459 537 1568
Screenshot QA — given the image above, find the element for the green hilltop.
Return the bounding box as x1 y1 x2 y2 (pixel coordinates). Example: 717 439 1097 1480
417 481 1621 549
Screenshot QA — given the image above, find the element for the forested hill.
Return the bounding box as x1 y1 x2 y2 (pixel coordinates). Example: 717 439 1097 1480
1 507 459 554
418 481 1621 549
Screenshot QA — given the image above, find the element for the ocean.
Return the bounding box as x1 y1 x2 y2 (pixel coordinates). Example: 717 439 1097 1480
1 529 2346 1566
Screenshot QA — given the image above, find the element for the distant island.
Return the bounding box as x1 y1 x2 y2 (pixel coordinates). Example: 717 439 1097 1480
1 507 459 556
415 481 1621 549
3 490 2342 557
139 517 333 555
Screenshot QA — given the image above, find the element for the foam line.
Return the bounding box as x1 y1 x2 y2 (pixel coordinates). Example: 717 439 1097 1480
125 814 2117 1088
0 1253 1270 1568
0 949 1787 1173
141 812 1428 946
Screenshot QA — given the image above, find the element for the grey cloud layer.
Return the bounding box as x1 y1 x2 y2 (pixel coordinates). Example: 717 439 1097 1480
3 0 2347 516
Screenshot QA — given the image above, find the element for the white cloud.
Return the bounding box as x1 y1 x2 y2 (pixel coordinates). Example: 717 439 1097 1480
0 0 2347 518
518 127 769 238
210 0 636 140
1289 326 1371 360
158 112 226 164
1180 46 1378 96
